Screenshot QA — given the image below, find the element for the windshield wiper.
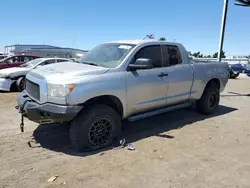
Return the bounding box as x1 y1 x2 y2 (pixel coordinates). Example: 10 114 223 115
81 62 100 67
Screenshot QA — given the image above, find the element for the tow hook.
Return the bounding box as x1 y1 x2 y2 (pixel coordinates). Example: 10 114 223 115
14 105 24 132
17 100 31 133
20 106 25 132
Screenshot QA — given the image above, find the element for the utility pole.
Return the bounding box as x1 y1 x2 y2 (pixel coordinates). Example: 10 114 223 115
218 0 229 62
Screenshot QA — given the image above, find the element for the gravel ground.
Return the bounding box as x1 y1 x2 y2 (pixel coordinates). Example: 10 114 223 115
0 75 250 188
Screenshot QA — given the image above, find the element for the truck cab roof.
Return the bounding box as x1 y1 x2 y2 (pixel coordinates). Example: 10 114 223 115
106 39 182 46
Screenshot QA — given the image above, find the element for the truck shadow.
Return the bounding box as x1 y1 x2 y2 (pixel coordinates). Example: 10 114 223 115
221 91 250 97
32 105 237 157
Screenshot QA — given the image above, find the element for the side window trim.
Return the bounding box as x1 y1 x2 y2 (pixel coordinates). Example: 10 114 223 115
17 56 22 62
162 45 169 67
160 45 165 67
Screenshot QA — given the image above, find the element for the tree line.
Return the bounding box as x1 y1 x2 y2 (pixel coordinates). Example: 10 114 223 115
188 51 226 58
157 37 250 58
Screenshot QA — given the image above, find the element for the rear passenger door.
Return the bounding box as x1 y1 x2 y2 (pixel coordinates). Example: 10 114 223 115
163 45 193 105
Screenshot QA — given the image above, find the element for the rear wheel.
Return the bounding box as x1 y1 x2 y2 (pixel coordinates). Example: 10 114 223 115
16 77 25 91
69 104 121 152
196 82 220 114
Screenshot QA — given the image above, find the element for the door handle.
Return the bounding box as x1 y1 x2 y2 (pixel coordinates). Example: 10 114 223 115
158 72 168 77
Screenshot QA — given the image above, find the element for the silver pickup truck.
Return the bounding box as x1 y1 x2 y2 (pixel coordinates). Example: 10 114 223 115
17 40 230 151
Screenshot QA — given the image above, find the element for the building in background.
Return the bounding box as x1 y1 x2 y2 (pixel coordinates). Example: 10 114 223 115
4 44 87 59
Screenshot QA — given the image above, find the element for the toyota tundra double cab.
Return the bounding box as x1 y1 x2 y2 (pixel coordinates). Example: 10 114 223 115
17 40 230 151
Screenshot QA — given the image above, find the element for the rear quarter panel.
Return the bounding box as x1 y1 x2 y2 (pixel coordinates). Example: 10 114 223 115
190 61 229 100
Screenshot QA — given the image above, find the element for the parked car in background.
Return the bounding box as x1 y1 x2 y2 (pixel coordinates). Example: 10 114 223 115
17 40 230 152
229 63 250 79
0 54 41 70
0 55 9 60
0 57 71 91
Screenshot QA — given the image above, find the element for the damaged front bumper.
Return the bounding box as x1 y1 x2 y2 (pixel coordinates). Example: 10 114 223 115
16 91 83 124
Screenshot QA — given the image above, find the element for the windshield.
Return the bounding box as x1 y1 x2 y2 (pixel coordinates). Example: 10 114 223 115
79 43 136 68
20 58 43 67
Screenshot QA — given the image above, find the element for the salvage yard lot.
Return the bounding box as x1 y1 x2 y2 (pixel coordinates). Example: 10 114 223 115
1 75 250 188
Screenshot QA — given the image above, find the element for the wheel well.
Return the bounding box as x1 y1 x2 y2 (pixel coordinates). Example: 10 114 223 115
81 95 124 117
10 76 25 92
10 81 17 92
206 78 220 90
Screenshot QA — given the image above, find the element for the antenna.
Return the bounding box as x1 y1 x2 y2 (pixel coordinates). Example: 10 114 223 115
143 33 155 40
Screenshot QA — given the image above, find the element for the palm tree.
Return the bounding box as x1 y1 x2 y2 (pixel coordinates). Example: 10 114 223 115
158 37 166 41
235 0 250 7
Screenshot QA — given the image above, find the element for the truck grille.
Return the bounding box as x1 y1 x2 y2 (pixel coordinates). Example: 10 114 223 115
25 79 40 101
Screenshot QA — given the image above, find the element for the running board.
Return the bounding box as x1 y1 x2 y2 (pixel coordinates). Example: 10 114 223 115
127 102 193 122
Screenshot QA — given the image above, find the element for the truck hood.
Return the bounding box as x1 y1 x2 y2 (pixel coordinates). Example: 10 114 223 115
0 67 31 77
28 62 110 81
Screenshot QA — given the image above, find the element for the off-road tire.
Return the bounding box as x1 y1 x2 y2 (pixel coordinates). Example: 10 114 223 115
16 77 25 92
196 82 220 115
69 104 121 152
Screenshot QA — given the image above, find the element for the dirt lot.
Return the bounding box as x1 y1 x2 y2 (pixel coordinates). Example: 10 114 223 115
0 75 250 188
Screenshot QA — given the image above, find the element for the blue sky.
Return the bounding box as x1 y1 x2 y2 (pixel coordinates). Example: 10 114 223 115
1 0 250 56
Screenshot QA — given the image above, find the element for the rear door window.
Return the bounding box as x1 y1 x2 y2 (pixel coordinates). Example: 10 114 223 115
22 56 33 62
163 45 182 67
42 59 56 65
56 59 69 63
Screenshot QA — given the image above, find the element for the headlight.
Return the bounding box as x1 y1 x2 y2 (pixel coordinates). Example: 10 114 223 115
47 83 76 97
0 73 11 78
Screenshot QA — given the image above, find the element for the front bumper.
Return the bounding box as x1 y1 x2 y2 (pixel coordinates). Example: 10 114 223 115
17 92 83 124
0 78 14 91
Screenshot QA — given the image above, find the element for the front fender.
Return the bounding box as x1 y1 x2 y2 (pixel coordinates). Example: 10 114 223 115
66 72 127 116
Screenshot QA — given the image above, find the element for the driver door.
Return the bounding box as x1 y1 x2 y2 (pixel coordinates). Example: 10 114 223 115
125 45 168 115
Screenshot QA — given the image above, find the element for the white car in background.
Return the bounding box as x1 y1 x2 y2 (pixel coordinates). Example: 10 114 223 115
0 57 72 92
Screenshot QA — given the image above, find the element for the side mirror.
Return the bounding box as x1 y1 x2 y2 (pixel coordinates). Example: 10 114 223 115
128 58 153 71
36 65 42 69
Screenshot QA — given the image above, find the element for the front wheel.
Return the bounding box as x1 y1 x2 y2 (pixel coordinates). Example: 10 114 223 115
69 104 121 152
196 82 220 115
